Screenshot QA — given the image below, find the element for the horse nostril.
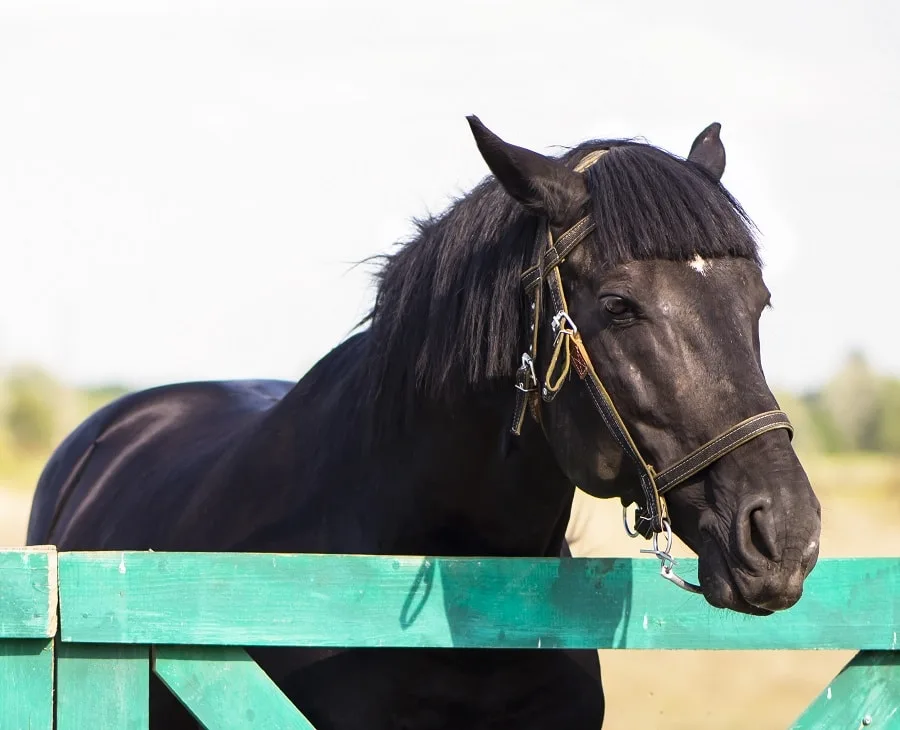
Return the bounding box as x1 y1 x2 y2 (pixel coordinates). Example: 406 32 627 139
737 497 781 568
750 505 781 562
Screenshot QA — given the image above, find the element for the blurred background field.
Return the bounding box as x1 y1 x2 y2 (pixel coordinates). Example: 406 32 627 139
2 352 899 729
4 350 898 502
3 350 899 522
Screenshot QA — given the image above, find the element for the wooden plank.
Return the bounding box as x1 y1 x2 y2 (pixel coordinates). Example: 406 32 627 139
0 546 58 638
0 639 54 730
58 553 900 650
790 650 900 729
153 645 316 729
57 643 150 730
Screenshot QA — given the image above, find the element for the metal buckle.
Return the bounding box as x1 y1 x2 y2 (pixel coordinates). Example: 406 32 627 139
515 353 538 393
551 311 578 339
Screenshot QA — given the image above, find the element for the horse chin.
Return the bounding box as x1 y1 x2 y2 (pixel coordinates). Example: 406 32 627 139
697 541 776 617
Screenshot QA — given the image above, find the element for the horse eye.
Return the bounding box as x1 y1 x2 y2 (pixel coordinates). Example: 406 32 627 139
603 296 631 317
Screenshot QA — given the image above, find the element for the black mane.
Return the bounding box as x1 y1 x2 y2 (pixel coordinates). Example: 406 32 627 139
360 138 760 428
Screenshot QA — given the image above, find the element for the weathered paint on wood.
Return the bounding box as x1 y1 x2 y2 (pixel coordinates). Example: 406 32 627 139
57 553 899 650
57 643 150 730
790 650 900 729
0 546 58 638
0 639 54 730
153 645 316 729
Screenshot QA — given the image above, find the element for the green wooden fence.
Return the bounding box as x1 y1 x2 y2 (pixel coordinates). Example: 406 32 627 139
1 546 897 728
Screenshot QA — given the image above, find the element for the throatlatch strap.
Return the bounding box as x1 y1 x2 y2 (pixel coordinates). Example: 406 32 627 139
510 386 530 436
655 410 794 494
510 223 552 436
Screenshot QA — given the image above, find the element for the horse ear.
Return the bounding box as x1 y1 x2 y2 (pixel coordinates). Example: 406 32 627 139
466 115 588 225
687 122 726 180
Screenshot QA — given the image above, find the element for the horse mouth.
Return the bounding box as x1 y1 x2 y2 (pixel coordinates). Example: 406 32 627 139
697 540 777 617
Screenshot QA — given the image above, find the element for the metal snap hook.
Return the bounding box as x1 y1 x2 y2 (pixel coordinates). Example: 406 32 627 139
515 353 538 392
639 519 703 595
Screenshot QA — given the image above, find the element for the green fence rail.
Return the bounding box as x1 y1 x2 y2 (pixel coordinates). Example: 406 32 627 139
1 547 897 728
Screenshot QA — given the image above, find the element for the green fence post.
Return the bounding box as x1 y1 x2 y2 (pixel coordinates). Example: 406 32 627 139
56 643 150 730
0 546 58 730
790 650 900 729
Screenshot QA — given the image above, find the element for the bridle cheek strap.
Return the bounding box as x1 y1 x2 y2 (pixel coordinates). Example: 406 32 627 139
510 150 795 539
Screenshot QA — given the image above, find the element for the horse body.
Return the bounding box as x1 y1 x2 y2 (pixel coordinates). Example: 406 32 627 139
27 116 822 728
28 332 605 728
28 377 290 551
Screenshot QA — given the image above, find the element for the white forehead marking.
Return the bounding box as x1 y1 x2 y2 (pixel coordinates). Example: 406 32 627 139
688 253 709 276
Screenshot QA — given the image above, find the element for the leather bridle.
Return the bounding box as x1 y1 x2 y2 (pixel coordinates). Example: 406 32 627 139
509 149 794 593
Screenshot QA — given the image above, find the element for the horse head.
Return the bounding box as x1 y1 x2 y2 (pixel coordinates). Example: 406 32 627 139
467 116 821 615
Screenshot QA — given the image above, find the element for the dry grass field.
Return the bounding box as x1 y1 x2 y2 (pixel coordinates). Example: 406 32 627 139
2 453 897 729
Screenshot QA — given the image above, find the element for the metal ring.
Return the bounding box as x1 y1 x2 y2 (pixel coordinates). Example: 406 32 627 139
622 503 640 538
659 518 675 556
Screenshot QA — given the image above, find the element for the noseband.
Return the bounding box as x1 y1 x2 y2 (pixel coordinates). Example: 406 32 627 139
510 149 794 593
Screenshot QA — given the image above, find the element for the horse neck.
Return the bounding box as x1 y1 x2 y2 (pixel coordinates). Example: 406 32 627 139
266 340 576 558
366 394 577 557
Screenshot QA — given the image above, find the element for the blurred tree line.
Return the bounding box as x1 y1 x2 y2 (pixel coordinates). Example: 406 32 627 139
0 364 129 486
0 352 898 490
776 351 900 456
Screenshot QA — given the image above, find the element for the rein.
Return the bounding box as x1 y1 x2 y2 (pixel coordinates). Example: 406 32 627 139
510 149 793 593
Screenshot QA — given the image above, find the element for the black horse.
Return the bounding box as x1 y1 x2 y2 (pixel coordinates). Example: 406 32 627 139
27 116 821 729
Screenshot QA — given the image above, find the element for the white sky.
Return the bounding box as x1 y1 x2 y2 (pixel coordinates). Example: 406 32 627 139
0 0 897 393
